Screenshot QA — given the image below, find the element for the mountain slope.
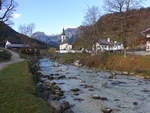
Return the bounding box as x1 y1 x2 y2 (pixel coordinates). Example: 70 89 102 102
96 8 150 46
0 22 47 48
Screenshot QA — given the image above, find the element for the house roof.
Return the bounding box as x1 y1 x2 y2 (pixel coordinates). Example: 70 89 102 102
141 28 150 35
97 39 122 45
6 44 30 48
98 39 109 45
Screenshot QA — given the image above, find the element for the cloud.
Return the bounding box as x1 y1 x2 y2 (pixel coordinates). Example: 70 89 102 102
12 13 21 19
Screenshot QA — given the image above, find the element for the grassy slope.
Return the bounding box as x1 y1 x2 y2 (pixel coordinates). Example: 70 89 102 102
0 61 55 113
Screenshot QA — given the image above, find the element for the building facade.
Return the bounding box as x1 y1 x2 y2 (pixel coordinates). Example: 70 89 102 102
93 38 124 52
141 28 150 52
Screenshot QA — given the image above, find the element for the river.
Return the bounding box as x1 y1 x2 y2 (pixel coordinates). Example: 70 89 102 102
39 58 150 113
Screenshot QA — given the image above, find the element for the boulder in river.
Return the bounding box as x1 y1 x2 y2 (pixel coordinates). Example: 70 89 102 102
68 76 78 79
74 98 84 102
111 81 126 86
101 108 113 113
49 100 73 113
48 76 54 80
57 75 66 79
71 88 80 92
100 97 108 101
61 101 71 111
133 102 138 106
92 94 101 99
72 92 80 96
83 84 94 89
88 88 95 91
92 94 108 101
80 80 86 83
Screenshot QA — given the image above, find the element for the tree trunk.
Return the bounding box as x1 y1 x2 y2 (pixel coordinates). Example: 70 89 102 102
0 0 1 10
124 47 127 57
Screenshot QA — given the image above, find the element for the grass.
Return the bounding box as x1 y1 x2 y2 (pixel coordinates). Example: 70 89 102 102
0 48 11 62
0 61 56 113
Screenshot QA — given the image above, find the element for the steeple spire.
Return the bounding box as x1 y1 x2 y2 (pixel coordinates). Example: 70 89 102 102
62 28 65 35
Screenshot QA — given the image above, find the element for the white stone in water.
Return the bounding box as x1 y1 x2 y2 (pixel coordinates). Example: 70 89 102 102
80 80 86 83
122 72 129 75
101 108 113 113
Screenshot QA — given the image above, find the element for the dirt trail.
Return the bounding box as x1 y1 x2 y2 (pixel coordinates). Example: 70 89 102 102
0 49 24 70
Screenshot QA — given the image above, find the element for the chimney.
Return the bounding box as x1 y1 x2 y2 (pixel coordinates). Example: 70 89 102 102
107 38 110 42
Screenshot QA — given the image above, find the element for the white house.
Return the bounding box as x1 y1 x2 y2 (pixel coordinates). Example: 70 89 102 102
5 40 29 49
141 28 150 52
93 38 124 52
58 29 72 53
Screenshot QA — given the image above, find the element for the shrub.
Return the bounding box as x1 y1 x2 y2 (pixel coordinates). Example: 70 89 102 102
0 49 11 62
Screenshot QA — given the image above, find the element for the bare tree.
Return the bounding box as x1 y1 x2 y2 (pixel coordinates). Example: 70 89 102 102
105 0 141 13
0 0 17 23
83 6 100 26
104 0 144 57
19 23 35 37
81 6 101 51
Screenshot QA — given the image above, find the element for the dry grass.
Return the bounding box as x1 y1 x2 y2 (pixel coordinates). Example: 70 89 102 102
59 53 150 78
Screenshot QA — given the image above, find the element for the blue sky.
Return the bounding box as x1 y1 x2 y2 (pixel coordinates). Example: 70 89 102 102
11 0 104 35
11 0 149 35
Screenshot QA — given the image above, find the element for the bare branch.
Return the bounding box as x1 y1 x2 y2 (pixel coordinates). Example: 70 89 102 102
0 0 16 23
19 23 35 37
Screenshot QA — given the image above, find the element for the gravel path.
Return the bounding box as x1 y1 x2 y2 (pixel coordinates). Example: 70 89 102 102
0 49 24 70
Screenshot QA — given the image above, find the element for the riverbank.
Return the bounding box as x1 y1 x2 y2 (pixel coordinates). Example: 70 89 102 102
0 61 56 113
28 57 74 113
54 53 150 79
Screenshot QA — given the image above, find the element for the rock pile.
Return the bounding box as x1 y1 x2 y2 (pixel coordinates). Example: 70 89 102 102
29 59 74 113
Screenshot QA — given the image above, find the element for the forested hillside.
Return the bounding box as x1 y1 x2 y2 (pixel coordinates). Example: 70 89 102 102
75 8 150 49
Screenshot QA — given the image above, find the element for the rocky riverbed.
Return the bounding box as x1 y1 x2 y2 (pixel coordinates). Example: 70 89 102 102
39 58 150 113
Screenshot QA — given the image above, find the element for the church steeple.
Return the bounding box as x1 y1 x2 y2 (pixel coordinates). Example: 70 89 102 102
61 28 67 43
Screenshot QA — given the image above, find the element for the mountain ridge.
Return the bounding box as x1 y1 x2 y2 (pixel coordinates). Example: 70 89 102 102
31 28 79 47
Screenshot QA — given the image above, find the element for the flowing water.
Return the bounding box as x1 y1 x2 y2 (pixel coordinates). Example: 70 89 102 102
39 58 150 113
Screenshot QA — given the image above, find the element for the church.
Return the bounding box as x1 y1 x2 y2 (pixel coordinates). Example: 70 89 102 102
59 29 72 53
